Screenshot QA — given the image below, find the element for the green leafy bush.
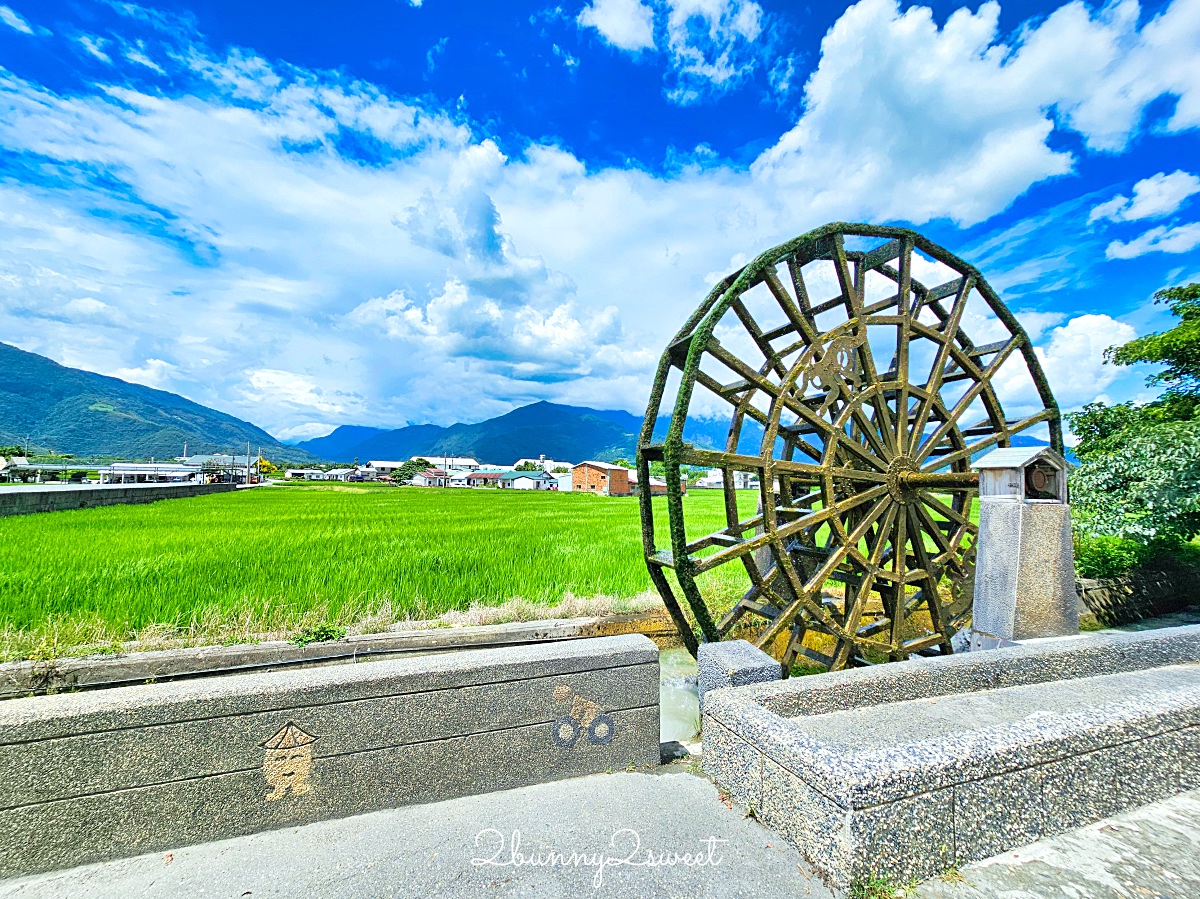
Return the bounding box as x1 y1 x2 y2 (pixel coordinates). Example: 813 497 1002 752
292 623 347 646
1069 420 1200 544
1074 535 1149 579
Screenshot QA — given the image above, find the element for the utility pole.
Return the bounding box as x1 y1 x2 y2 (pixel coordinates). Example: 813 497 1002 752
246 441 251 485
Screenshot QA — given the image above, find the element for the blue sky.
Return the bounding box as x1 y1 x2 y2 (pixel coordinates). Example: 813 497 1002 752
1 0 1198 441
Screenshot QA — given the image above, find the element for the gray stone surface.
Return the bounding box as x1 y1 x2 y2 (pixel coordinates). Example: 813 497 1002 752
700 717 763 809
916 788 1200 899
0 483 235 518
724 623 1200 722
0 614 671 700
700 626 1200 889
973 499 1078 644
698 641 781 709
0 634 660 879
0 770 835 899
953 769 1043 864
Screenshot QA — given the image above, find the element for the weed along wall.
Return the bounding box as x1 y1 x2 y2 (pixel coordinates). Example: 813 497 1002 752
0 482 236 518
0 634 660 878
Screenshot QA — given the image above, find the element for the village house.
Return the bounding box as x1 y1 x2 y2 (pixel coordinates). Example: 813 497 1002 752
499 470 556 490
366 461 406 477
694 468 759 489
410 468 447 487
466 471 504 487
284 468 326 481
572 461 631 496
627 470 686 497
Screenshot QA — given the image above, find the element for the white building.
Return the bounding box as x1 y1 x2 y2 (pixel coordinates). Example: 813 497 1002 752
285 468 326 481
556 474 574 492
499 471 556 490
366 461 404 476
694 468 758 489
513 456 575 473
409 456 480 471
411 469 447 487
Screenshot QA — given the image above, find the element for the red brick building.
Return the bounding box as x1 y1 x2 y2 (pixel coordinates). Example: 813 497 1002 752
572 461 631 496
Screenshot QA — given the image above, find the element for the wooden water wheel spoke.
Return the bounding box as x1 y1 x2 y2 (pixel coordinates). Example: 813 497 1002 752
640 224 1062 671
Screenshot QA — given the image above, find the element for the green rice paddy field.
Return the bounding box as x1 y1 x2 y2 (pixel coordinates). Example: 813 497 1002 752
0 485 760 660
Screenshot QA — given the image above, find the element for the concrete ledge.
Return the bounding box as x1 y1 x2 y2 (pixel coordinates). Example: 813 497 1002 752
698 639 781 709
0 634 660 878
0 610 676 699
701 625 1200 890
0 483 236 518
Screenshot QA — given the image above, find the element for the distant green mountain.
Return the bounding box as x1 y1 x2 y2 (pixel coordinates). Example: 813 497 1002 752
299 402 640 465
0 342 313 461
289 425 386 461
296 401 743 465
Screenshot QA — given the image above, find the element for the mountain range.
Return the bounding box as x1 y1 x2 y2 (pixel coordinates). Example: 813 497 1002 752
297 402 648 464
1 342 1054 467
0 342 314 461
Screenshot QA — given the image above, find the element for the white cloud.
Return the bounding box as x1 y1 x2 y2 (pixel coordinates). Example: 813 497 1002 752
65 297 110 315
0 0 1195 435
77 35 112 63
578 0 656 52
124 43 167 75
664 0 766 103
755 0 1200 226
993 313 1137 411
111 358 177 390
552 43 581 70
244 369 359 417
1034 314 1138 409
1106 223 1200 259
0 5 32 34
1089 170 1200 223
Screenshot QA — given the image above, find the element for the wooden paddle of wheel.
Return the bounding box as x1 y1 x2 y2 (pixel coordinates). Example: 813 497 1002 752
637 223 1061 671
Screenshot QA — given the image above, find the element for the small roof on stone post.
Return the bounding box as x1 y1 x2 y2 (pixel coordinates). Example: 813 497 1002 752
974 446 1068 470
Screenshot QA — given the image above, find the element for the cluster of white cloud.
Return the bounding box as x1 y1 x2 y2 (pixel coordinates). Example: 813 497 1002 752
1089 171 1200 224
0 0 1196 437
1107 223 1200 260
757 0 1200 226
577 0 656 52
577 0 775 103
1089 170 1200 260
0 5 33 34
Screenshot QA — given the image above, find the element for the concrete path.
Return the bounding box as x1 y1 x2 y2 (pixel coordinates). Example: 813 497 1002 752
0 766 831 899
916 789 1200 899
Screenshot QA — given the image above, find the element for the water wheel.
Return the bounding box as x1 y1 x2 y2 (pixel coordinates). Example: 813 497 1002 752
637 223 1061 671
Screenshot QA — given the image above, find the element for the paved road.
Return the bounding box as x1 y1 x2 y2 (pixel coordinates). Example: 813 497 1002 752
916 789 1200 899
0 766 831 899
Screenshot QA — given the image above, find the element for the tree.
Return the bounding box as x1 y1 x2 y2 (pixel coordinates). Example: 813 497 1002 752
515 461 541 471
393 458 431 483
258 458 280 477
1107 283 1200 400
1067 282 1200 546
1068 402 1146 459
1071 420 1200 543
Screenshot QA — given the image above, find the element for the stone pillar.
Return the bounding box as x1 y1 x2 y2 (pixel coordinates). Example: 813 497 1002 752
970 449 1079 650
